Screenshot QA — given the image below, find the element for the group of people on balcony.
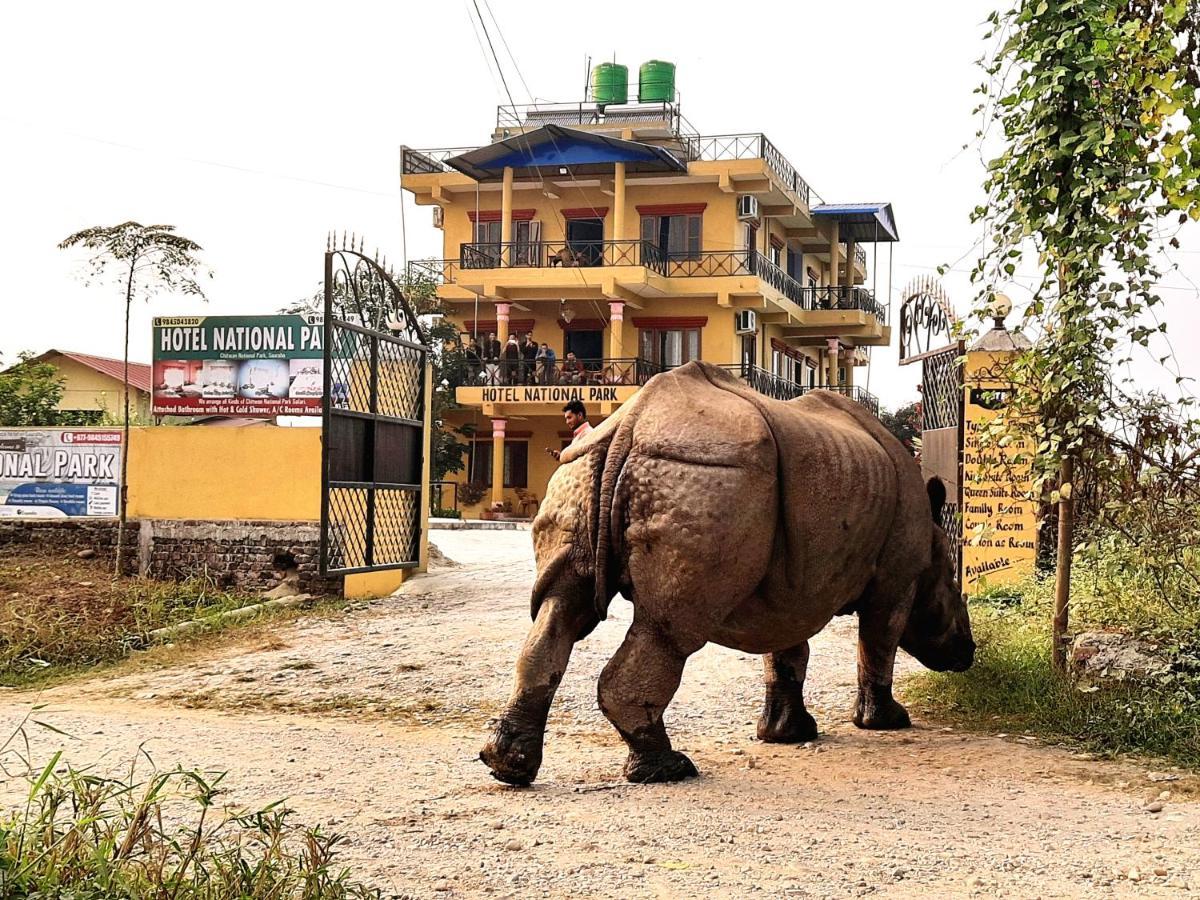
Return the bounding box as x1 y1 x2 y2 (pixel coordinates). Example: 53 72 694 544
461 332 591 387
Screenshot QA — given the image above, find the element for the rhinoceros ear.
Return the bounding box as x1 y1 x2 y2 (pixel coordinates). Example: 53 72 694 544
926 477 947 524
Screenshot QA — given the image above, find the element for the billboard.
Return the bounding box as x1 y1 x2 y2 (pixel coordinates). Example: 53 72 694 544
152 315 324 417
0 430 121 517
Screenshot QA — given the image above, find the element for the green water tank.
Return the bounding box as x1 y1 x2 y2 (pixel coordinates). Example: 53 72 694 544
591 62 629 107
638 59 676 103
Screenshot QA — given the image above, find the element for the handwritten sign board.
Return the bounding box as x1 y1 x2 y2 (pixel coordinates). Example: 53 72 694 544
960 352 1037 591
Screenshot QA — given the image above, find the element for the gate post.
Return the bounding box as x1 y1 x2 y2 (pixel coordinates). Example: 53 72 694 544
419 355 434 573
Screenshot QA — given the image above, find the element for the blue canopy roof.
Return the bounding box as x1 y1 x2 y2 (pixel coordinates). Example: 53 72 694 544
445 125 686 182
811 202 899 243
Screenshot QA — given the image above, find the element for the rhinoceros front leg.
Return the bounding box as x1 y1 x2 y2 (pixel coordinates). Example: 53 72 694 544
757 642 819 743
480 595 598 786
853 592 913 730
598 619 700 783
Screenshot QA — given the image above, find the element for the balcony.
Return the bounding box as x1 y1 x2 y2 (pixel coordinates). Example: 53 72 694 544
408 245 886 323
452 357 658 409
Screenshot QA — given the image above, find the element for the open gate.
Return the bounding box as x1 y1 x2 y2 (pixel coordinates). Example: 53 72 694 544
320 237 429 576
899 276 964 569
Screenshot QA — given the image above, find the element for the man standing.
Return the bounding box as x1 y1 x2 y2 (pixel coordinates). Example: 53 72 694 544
521 332 539 384
547 399 592 461
482 332 501 385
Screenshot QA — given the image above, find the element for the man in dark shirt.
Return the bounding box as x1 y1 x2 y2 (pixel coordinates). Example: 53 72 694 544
482 332 501 385
520 332 539 384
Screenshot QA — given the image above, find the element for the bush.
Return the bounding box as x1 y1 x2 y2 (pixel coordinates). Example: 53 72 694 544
0 739 380 899
431 507 462 519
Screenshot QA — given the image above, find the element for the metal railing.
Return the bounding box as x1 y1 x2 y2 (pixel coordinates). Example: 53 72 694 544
686 134 816 207
718 364 881 416
459 240 666 273
406 257 460 286
664 250 753 278
749 252 813 309
458 357 661 389
798 286 887 323
855 244 868 269
495 101 685 134
400 146 478 175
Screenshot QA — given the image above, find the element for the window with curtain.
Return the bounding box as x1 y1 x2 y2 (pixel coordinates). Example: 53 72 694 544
469 440 529 488
640 214 701 259
639 327 701 369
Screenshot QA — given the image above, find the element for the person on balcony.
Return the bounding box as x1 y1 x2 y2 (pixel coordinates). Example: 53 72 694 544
561 351 586 385
521 332 539 384
465 339 482 384
546 399 592 461
503 335 521 385
537 342 556 384
482 332 501 385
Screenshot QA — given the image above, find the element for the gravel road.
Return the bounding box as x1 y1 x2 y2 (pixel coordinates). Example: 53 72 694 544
2 529 1198 898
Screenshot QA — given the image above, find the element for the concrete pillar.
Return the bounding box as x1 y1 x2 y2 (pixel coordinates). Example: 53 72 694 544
500 166 514 265
608 301 625 359
495 301 511 344
845 240 857 288
613 162 627 242
490 418 507 508
844 351 856 388
826 338 840 389
828 221 841 289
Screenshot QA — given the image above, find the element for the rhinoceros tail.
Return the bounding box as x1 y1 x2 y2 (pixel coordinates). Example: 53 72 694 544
592 392 642 621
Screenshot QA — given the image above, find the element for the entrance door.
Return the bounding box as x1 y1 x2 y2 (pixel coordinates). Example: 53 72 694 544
565 329 604 363
740 333 757 373
567 218 604 266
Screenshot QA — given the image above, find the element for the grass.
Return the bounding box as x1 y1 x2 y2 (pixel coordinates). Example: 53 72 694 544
0 547 321 688
0 718 380 899
905 575 1200 770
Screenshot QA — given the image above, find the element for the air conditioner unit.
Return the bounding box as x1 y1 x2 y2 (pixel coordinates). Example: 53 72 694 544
736 195 760 222
734 309 758 334
432 206 445 229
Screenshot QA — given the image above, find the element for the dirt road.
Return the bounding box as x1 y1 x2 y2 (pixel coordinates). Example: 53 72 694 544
2 529 1198 898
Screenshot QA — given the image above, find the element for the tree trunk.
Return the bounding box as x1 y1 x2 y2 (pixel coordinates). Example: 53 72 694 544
1052 454 1075 671
115 262 135 576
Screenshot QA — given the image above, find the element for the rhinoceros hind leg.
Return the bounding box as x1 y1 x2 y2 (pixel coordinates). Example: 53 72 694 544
598 619 699 783
852 586 913 731
757 642 819 743
481 593 598 786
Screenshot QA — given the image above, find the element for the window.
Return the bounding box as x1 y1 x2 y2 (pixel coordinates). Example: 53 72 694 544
471 220 541 266
641 214 701 259
469 440 528 488
770 239 783 268
805 360 817 388
639 327 701 368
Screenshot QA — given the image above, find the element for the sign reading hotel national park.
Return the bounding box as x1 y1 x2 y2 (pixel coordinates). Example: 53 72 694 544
0 430 121 517
152 315 324 417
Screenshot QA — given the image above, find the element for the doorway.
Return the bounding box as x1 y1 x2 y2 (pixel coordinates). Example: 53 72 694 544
566 218 604 266
565 329 604 363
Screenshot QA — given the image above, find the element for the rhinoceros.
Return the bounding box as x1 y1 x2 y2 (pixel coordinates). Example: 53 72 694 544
481 361 973 786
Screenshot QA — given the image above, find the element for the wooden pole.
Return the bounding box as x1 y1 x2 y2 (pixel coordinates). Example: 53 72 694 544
1052 454 1074 671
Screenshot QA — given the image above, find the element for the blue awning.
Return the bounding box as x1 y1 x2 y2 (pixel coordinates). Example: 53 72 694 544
811 202 899 243
445 124 686 182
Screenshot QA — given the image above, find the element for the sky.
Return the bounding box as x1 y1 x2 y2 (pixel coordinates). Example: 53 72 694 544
1 0 1196 412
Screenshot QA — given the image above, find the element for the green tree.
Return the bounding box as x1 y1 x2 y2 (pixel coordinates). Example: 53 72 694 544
880 401 921 454
970 0 1199 667
58 223 210 573
0 353 66 426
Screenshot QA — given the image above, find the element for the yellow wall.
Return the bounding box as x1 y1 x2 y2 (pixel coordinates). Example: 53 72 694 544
51 356 151 420
127 427 322 521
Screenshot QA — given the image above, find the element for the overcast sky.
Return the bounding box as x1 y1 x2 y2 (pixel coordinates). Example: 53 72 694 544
2 0 1196 411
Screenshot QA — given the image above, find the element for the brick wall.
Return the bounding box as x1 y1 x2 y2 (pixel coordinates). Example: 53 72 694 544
0 519 340 596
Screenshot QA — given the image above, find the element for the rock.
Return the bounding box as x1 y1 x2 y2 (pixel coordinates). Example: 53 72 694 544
76 549 96 559
1144 802 1165 813
1128 868 1142 882
1155 867 1169 877
504 838 523 851
1070 632 1169 686
428 542 457 568
433 882 452 892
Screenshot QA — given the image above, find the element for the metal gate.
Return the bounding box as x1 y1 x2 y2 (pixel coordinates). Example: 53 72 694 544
320 237 429 576
898 276 964 568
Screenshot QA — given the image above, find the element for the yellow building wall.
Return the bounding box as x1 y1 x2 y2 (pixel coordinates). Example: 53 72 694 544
127 427 322 521
51 356 151 420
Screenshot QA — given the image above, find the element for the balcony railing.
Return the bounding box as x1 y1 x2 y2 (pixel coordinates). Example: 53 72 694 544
407 257 460 287
685 134 817 207
495 101 688 135
798 286 888 323
459 239 666 273
457 357 661 389
719 364 881 416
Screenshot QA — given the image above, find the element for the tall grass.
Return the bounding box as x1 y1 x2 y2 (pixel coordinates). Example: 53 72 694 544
0 718 380 899
906 550 1200 768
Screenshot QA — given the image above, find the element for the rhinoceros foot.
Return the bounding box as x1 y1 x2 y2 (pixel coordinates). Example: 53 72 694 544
757 701 819 744
624 749 699 784
853 691 912 730
480 720 543 786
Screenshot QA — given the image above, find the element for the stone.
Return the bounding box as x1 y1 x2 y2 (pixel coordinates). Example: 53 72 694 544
76 549 97 559
504 838 523 851
1144 802 1165 813
1070 632 1169 686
